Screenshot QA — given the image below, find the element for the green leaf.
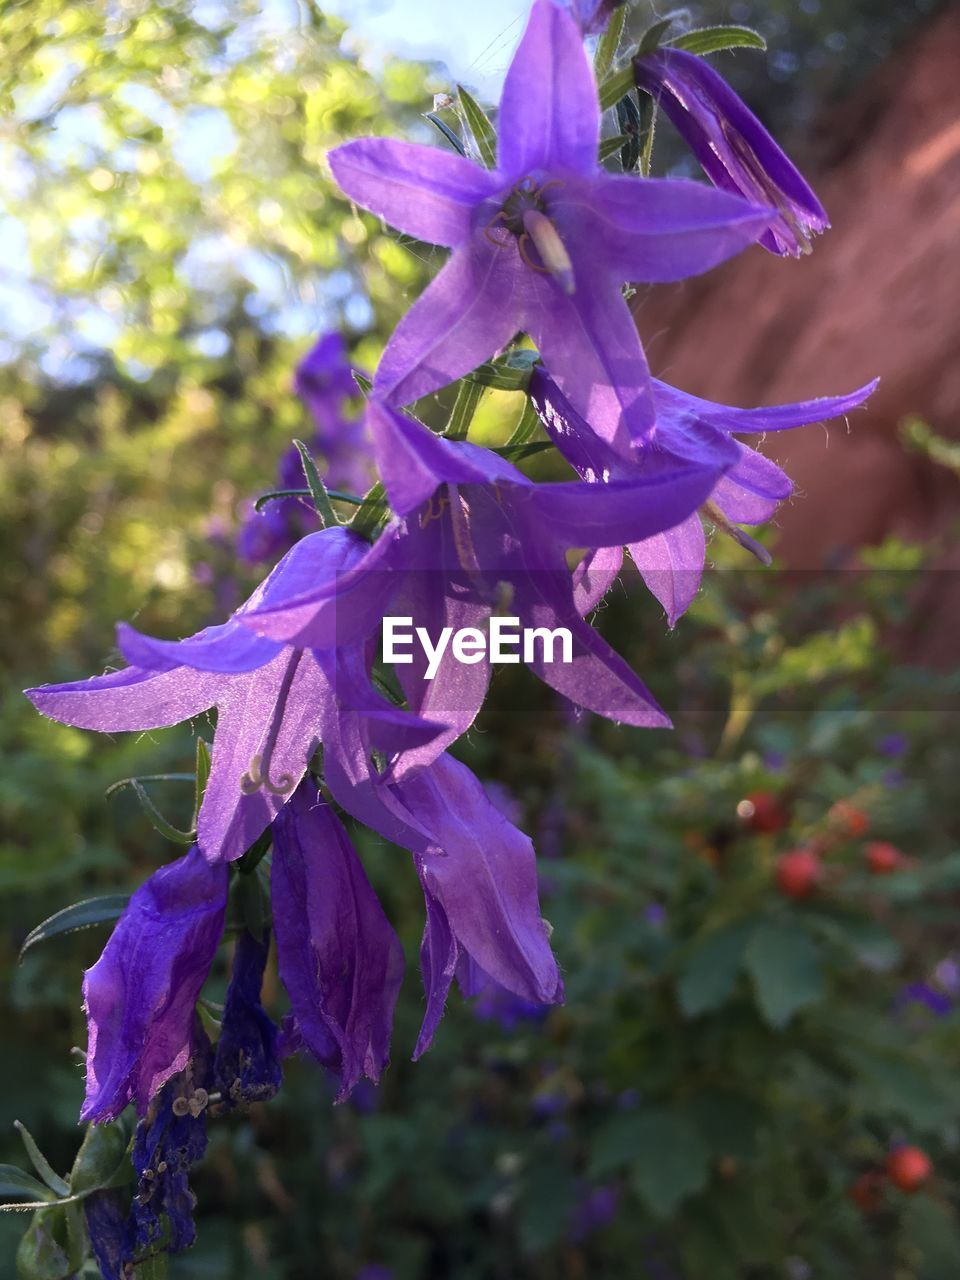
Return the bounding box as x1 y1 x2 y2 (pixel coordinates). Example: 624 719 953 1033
666 25 766 56
744 920 825 1028
593 4 627 80
598 65 635 112
516 1165 576 1253
19 895 130 962
628 1110 711 1217
505 399 543 447
638 17 675 55
194 737 212 825
13 1125 69 1199
349 479 388 540
423 111 466 156
443 379 485 441
615 93 642 172
599 133 630 162
456 86 496 168
467 349 538 391
133 1256 169 1280
677 921 752 1016
105 777 195 845
15 1207 73 1279
293 438 339 528
0 1166 54 1203
69 1116 133 1197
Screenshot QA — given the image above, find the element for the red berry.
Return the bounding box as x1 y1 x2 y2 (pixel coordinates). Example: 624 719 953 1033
829 801 869 838
848 1171 885 1212
775 849 822 899
866 842 904 875
886 1146 932 1192
739 790 789 834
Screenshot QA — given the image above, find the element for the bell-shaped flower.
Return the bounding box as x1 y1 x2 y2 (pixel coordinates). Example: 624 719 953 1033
530 365 878 624
80 846 228 1124
554 0 625 34
328 0 773 453
633 47 829 257
271 780 405 1100
25 526 443 863
242 400 729 737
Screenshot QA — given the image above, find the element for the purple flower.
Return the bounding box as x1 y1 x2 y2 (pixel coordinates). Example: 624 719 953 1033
84 1189 127 1280
26 527 440 863
555 0 625 34
213 929 283 1108
80 845 228 1123
895 983 952 1018
633 47 829 257
329 0 772 452
878 732 909 758
570 1182 620 1241
531 366 878 625
271 781 405 1100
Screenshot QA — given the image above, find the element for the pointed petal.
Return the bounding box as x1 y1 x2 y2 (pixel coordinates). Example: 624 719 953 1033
328 137 497 247
573 545 623 615
628 513 706 627
559 173 772 282
25 665 220 733
117 619 281 675
498 0 599 175
396 756 561 1007
652 376 879 434
373 237 523 409
522 263 658 451
711 442 792 524
271 783 404 1100
81 847 228 1122
412 884 458 1059
196 650 326 863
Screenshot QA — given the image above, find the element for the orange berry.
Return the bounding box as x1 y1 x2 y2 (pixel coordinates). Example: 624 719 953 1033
886 1146 932 1192
775 849 821 899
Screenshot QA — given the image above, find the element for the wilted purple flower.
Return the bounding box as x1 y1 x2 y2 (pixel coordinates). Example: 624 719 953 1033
329 0 771 452
213 930 283 1108
633 47 829 257
81 846 228 1123
84 1189 127 1280
272 781 405 1100
26 527 440 863
128 1020 212 1258
531 366 877 625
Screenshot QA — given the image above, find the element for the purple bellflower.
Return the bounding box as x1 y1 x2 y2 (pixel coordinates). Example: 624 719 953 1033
26 526 442 864
213 929 283 1108
530 365 878 625
328 0 773 453
242 398 730 740
555 0 625 35
633 47 829 257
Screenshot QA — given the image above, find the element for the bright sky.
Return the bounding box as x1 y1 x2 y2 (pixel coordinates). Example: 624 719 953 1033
321 0 531 96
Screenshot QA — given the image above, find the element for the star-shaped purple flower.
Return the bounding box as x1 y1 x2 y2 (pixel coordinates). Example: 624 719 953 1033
328 0 773 452
530 364 878 624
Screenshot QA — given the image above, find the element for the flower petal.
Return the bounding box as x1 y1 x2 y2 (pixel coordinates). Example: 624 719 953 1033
25 665 220 733
373 236 523 409
711 442 792 525
271 782 404 1100
81 846 228 1123
628 513 706 627
559 173 772 282
213 930 282 1108
498 0 599 175
328 137 497 248
573 545 623 615
652 376 879 434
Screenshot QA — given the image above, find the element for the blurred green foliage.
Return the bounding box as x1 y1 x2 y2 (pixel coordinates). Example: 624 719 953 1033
2 2 958 1278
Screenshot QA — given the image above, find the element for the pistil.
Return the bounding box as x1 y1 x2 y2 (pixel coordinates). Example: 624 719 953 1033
522 209 576 294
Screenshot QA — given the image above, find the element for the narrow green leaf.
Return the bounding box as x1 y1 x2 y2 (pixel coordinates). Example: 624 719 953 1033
495 442 552 462
194 737 212 826
744 919 825 1028
293 438 339 528
593 4 627 80
352 370 372 395
615 93 642 172
19 895 129 962
106 777 195 845
666 25 766 56
639 98 658 176
598 65 635 112
254 487 310 512
467 349 539 391
638 17 674 54
599 133 630 162
13 1126 69 1199
423 111 466 155
443 379 485 441
0 1166 54 1203
505 399 543 447
456 85 496 168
